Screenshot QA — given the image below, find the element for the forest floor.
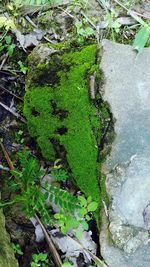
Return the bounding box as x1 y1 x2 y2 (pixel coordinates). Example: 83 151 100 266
0 1 150 267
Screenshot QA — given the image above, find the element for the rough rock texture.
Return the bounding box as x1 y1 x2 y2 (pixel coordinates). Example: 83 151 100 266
100 40 150 267
0 210 18 267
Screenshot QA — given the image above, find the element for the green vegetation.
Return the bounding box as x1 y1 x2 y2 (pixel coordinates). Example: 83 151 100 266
0 150 98 237
1 0 149 265
13 0 53 6
12 243 23 257
0 36 15 57
31 253 49 267
54 194 98 236
24 44 101 204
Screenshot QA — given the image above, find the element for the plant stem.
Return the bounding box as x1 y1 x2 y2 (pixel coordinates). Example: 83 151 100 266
35 214 62 267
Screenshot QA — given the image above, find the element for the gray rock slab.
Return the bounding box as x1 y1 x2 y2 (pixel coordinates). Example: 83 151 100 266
100 40 150 267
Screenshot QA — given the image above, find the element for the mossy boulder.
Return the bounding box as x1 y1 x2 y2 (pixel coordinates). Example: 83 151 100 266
0 210 18 267
24 44 101 203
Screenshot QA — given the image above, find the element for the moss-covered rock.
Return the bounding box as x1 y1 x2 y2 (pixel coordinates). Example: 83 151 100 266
0 210 18 267
24 44 101 202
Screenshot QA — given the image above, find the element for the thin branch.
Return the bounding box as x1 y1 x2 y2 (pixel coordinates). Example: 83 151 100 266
0 84 23 101
0 143 14 170
58 7 75 19
35 214 62 267
96 0 111 12
81 11 97 30
0 53 8 70
25 15 38 28
113 0 150 19
73 236 109 267
25 14 55 44
50 229 109 267
0 101 26 123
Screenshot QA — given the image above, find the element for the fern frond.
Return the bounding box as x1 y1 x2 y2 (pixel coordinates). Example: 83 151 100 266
51 169 68 182
48 184 80 212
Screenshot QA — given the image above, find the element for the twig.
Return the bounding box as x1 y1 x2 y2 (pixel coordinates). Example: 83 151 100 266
113 0 150 19
0 143 14 170
58 7 75 19
50 230 108 267
73 237 108 267
25 14 54 44
0 101 26 123
96 0 111 12
0 53 8 70
43 36 56 44
0 85 23 101
35 214 62 267
25 15 38 28
81 11 97 30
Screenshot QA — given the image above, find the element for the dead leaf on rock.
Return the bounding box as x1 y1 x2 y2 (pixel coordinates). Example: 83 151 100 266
14 28 46 49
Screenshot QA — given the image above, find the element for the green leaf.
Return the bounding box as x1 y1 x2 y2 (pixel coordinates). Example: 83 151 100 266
81 220 89 230
78 196 87 207
76 229 83 239
51 169 68 182
85 214 91 221
61 262 73 267
78 207 87 217
133 25 150 54
84 27 94 36
87 196 92 203
0 43 5 52
66 218 79 230
87 201 98 212
14 0 49 6
0 200 16 208
54 213 61 219
11 169 21 177
5 36 11 45
7 43 15 56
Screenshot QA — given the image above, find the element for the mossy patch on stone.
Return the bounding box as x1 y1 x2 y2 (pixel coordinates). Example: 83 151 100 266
24 44 101 203
0 210 18 267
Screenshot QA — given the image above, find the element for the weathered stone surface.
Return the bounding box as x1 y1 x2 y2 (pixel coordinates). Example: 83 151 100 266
0 210 18 267
100 40 150 267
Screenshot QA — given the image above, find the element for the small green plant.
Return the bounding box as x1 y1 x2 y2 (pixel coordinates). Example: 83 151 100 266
13 0 61 6
18 61 28 74
104 8 121 41
0 35 15 56
0 16 15 56
15 130 24 144
12 243 23 256
31 253 48 267
54 195 98 237
0 16 15 30
0 150 98 239
61 262 73 267
51 169 68 181
71 0 88 9
0 151 87 223
75 20 95 38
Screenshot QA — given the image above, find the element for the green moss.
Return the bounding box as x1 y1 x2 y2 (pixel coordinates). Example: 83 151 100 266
24 44 101 203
